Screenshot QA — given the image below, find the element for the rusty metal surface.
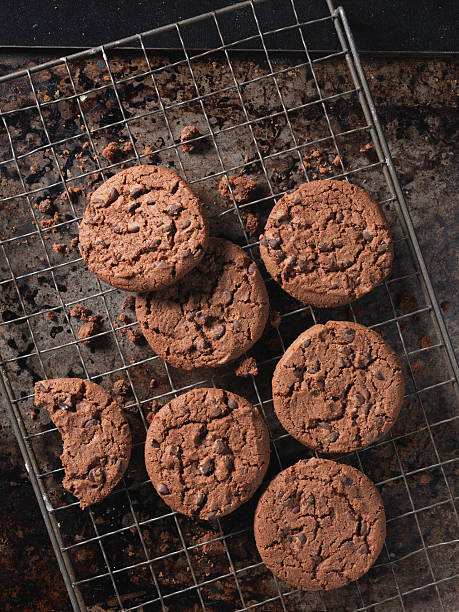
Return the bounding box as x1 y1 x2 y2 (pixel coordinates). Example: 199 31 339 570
0 42 458 612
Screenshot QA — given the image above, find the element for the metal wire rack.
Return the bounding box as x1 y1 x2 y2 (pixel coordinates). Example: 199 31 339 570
0 1 457 610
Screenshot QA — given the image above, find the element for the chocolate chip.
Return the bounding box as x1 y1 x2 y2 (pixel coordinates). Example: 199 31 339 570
222 291 233 306
170 180 179 194
214 439 228 454
193 247 203 258
318 241 329 252
233 320 242 331
212 325 225 339
359 521 369 536
158 483 170 495
195 492 206 506
88 468 101 482
127 223 140 233
200 460 214 476
354 392 365 405
260 235 268 247
359 543 369 554
126 201 140 213
291 193 302 204
377 243 387 254
129 184 144 198
38 383 48 392
92 198 106 207
329 283 339 290
58 402 71 411
145 196 156 205
155 261 166 269
336 211 344 222
181 219 191 229
227 398 238 410
151 439 160 448
150 238 161 249
105 187 119 204
206 510 217 520
268 237 280 249
84 419 98 428
342 328 356 342
295 533 306 545
332 238 343 248
210 405 222 418
375 367 385 380
327 430 339 442
168 203 182 215
341 475 353 488
248 262 257 275
323 259 336 271
304 493 314 505
362 230 373 242
179 250 191 259
167 445 180 456
302 338 311 348
113 225 121 234
162 222 173 234
308 359 320 374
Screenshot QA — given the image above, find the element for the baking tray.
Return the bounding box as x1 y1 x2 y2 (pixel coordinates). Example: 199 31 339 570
0 1 457 610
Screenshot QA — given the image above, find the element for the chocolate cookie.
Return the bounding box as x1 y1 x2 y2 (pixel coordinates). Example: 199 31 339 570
34 378 131 509
79 165 209 292
136 238 269 369
272 321 404 453
145 388 270 519
260 180 393 307
254 458 386 591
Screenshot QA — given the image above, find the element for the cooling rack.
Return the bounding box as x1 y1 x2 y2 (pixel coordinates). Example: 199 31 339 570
0 1 457 610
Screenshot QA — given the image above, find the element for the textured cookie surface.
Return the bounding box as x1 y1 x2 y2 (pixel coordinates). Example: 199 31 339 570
145 388 270 519
34 378 131 508
79 165 209 292
260 180 393 307
136 238 269 369
272 321 404 453
254 458 386 591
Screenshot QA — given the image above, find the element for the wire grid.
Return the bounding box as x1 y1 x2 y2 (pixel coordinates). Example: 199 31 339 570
0 1 457 610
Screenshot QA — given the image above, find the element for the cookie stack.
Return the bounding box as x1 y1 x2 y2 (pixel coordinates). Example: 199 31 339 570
35 166 405 593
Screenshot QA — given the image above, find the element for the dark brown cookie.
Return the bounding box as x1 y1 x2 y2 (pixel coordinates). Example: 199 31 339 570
79 165 209 292
260 180 393 307
136 237 269 370
145 388 270 519
254 458 386 591
272 321 404 453
34 378 131 509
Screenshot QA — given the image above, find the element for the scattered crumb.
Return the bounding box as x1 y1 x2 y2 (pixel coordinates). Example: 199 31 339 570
70 237 79 248
359 142 373 153
145 400 162 423
143 145 158 162
122 295 135 311
113 379 130 398
180 125 201 153
149 378 157 389
333 155 341 167
235 356 258 378
122 141 133 153
219 175 257 204
67 186 83 202
398 291 418 312
38 198 54 214
419 334 433 349
440 301 451 312
127 328 144 345
244 212 259 236
118 312 128 323
269 311 282 328
69 304 92 321
102 141 121 163
41 211 60 228
46 311 56 322
77 315 102 346
52 243 66 254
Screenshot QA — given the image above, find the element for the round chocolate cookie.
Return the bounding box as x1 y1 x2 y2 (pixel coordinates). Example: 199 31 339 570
145 388 270 519
260 180 393 307
254 458 386 591
79 165 209 292
272 320 404 453
34 378 131 509
136 237 269 369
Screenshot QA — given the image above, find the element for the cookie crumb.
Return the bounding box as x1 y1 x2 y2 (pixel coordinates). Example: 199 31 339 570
70 304 92 321
127 328 144 345
77 314 102 346
235 356 258 378
46 311 56 322
180 125 201 153
113 379 130 398
122 294 135 310
419 334 433 349
219 175 257 203
102 141 121 163
269 310 282 328
52 243 66 254
38 198 54 214
245 212 259 236
70 237 79 248
149 378 157 389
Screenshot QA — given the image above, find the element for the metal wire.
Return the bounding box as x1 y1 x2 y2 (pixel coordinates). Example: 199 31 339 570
0 1 457 611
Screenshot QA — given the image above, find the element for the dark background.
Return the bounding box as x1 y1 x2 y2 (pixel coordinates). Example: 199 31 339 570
0 0 457 53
